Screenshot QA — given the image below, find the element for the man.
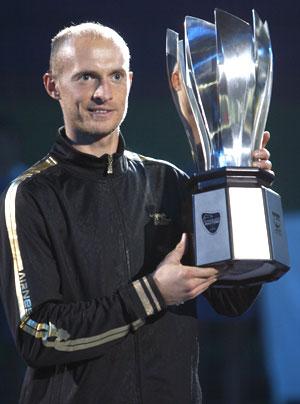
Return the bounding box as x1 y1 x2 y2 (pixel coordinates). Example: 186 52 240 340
0 23 272 403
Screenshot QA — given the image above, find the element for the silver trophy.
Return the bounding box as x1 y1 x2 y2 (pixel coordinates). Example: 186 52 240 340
166 9 289 285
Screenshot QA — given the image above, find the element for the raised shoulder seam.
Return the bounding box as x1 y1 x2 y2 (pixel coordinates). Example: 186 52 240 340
12 155 58 186
124 149 183 173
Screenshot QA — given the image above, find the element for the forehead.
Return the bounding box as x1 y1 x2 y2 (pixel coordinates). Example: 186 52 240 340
57 36 128 74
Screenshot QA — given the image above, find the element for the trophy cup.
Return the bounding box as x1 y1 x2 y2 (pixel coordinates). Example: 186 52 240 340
166 9 289 285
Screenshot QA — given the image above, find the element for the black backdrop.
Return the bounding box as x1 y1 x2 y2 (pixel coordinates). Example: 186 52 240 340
0 0 299 402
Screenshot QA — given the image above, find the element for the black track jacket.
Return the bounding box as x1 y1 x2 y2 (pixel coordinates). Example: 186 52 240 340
0 129 260 403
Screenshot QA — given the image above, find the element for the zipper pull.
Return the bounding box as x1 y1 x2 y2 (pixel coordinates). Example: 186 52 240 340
107 154 113 174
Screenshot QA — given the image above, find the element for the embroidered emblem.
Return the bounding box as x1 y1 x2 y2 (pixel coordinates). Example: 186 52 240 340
272 211 282 236
150 213 172 226
202 212 220 234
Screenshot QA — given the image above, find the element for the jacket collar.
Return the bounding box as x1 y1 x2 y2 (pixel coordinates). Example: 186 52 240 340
50 127 128 178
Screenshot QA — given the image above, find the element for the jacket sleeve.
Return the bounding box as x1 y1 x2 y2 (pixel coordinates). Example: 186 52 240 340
0 180 165 369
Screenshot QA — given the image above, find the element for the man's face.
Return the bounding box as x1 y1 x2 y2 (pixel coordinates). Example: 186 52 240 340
51 36 132 140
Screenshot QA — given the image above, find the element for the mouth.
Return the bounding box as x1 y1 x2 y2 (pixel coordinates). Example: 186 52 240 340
88 108 114 117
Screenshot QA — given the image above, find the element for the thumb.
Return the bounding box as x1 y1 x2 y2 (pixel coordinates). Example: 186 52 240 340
166 233 187 263
261 131 270 148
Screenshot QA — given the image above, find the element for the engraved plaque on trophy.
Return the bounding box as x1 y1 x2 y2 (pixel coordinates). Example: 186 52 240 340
166 9 289 285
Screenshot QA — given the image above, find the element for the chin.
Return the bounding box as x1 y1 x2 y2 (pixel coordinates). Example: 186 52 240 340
83 125 118 139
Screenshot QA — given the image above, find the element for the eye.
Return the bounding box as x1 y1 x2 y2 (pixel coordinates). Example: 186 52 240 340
112 72 123 81
80 73 94 81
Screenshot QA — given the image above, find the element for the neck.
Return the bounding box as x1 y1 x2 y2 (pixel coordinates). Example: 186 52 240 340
65 129 120 157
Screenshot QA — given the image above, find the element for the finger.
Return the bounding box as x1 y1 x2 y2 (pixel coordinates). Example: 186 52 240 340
185 275 218 291
183 266 219 278
253 148 270 163
177 233 187 249
262 131 270 148
252 159 272 171
166 233 187 263
188 277 218 299
253 148 270 161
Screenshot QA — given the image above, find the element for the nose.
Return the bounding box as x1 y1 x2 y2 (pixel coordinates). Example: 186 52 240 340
92 80 113 102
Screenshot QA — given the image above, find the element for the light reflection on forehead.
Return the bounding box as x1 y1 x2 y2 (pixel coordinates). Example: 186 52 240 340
60 37 129 72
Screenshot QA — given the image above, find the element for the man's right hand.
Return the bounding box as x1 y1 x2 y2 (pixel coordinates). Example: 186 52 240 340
152 234 219 306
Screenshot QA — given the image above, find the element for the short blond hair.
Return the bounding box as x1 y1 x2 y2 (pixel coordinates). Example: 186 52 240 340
49 22 131 74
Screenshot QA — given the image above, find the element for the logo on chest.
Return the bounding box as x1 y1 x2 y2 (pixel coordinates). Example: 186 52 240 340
150 213 172 226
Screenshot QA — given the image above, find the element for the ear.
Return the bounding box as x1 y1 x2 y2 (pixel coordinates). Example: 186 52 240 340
43 72 61 100
171 69 181 92
128 71 133 90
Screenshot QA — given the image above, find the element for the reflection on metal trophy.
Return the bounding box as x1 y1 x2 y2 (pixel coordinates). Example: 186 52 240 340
166 9 289 285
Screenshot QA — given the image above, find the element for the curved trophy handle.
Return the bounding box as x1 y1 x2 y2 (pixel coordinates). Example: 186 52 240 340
184 15 218 163
166 29 210 172
252 10 273 151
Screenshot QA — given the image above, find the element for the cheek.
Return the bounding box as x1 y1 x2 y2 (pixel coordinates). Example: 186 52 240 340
62 86 86 102
60 96 82 120
118 88 130 108
70 94 85 111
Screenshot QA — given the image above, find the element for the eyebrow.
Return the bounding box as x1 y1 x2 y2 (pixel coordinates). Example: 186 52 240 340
71 67 127 81
71 70 98 80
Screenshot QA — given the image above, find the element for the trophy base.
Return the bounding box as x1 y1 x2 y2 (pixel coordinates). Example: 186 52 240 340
192 170 289 286
208 260 288 286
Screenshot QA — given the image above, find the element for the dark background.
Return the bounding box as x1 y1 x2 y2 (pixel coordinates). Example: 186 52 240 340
0 0 299 403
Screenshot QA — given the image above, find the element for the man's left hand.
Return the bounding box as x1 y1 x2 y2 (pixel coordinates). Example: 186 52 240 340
252 131 273 174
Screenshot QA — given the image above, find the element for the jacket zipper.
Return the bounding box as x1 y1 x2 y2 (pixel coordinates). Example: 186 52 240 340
107 155 113 174
107 175 142 403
